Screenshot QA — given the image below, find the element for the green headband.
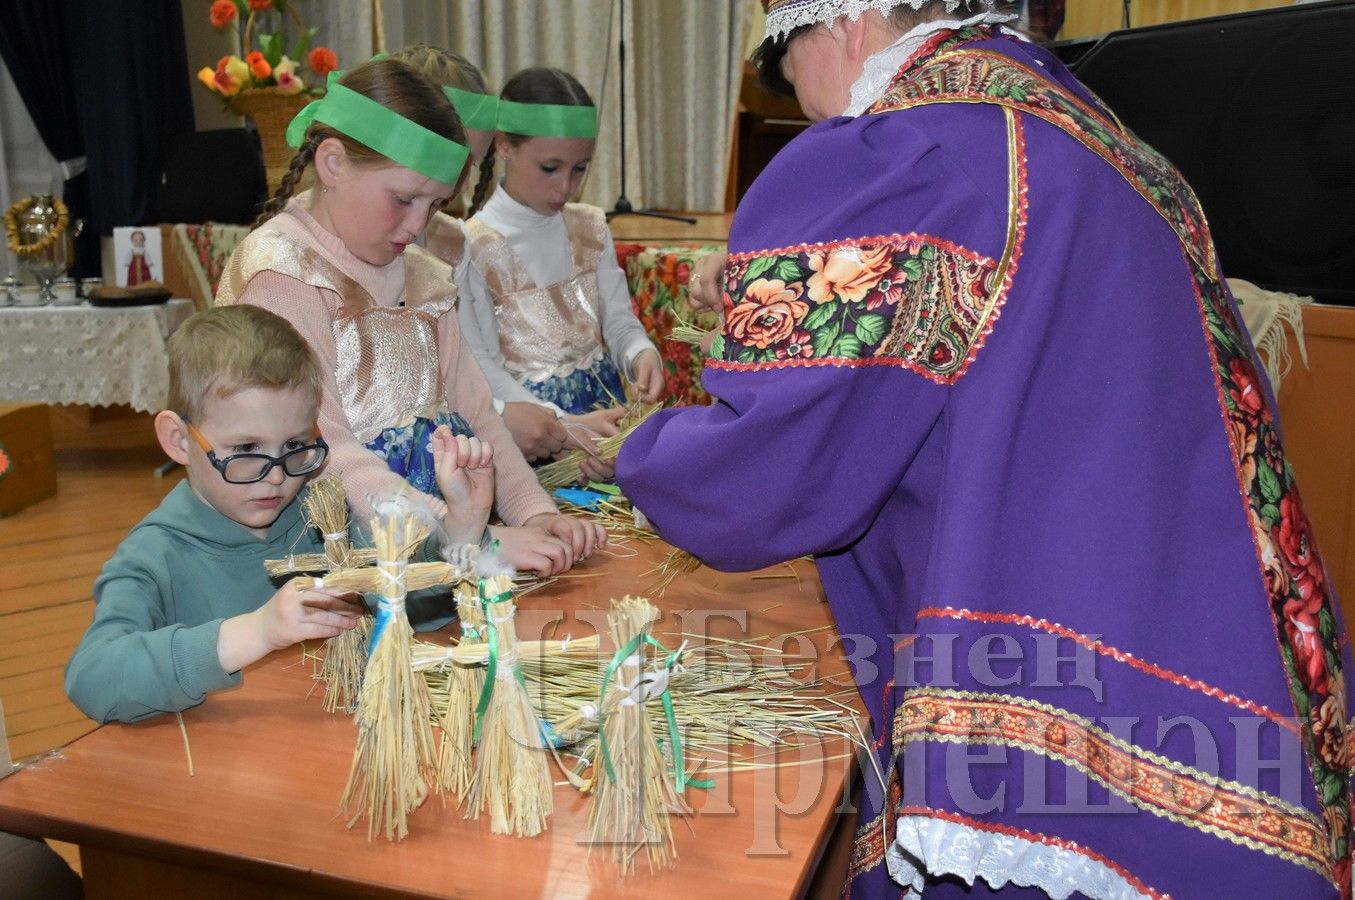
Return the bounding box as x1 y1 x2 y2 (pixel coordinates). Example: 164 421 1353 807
287 73 470 184
496 98 598 138
444 87 499 132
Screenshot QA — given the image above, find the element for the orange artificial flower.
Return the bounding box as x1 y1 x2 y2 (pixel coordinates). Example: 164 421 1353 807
308 47 339 77
209 0 237 28
245 51 271 80
213 55 250 97
196 66 218 92
247 0 273 9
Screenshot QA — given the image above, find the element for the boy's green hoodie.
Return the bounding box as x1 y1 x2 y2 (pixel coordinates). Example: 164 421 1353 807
65 481 446 723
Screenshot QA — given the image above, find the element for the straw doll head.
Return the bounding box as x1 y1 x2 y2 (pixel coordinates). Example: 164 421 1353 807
256 58 472 267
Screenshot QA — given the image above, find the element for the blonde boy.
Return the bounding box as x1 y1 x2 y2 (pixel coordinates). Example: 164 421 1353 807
66 305 492 723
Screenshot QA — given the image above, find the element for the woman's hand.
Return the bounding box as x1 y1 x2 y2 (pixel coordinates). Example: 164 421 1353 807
561 407 626 481
686 250 727 315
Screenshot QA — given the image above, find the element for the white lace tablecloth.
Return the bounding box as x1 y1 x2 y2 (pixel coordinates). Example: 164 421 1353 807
0 300 194 413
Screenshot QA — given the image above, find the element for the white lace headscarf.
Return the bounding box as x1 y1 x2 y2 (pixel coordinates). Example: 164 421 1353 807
761 0 1022 116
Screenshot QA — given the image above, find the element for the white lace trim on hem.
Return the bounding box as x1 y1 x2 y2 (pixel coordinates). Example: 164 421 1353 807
887 815 1155 900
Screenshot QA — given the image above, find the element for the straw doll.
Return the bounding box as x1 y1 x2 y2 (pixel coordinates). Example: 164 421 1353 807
464 574 553 836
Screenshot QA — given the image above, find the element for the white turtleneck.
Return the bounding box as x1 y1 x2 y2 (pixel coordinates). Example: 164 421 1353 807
459 186 656 410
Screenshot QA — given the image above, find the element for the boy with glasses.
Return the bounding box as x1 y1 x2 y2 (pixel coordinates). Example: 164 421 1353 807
66 305 494 723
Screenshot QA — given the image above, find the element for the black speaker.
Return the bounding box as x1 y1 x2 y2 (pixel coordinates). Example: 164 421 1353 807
1070 0 1355 305
150 128 267 225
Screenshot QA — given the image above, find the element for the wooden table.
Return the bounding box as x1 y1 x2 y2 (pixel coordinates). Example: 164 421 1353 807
0 545 861 899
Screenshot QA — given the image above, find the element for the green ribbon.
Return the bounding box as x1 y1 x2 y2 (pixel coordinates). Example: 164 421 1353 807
471 579 521 742
444 86 500 132
596 632 711 794
496 98 599 138
287 72 470 184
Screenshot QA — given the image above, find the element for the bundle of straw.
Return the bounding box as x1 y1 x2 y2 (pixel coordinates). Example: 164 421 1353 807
646 547 702 596
535 402 663 490
340 502 439 841
265 547 378 578
559 493 657 544
587 596 686 873
464 574 553 836
437 583 485 799
301 476 371 713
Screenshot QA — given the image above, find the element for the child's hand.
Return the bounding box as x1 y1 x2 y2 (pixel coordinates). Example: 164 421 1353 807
432 427 495 546
501 401 568 461
524 512 607 562
631 350 665 403
218 581 362 673
486 524 574 576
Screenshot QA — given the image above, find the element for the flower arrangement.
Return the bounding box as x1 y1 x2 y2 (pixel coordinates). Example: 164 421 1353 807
196 0 338 100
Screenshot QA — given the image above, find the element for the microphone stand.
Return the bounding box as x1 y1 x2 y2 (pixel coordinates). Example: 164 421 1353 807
604 0 696 224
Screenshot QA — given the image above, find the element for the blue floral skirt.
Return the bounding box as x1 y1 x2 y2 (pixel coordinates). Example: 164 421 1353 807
524 355 625 415
365 410 473 499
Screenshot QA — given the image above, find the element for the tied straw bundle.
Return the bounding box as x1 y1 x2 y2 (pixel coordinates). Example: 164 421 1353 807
339 499 439 841
437 582 485 799
302 476 371 713
464 575 553 836
535 402 663 490
587 597 689 874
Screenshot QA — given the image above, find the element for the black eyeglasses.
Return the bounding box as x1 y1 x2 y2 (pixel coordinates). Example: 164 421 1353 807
185 420 329 485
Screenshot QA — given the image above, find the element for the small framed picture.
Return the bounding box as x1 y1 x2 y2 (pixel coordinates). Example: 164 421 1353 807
112 226 163 288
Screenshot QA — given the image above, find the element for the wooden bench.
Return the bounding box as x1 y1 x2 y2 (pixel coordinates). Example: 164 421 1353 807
0 403 57 517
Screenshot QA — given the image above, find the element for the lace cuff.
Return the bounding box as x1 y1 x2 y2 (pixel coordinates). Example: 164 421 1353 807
887 814 1154 899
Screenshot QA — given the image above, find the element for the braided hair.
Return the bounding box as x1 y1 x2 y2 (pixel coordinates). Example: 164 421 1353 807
467 67 594 219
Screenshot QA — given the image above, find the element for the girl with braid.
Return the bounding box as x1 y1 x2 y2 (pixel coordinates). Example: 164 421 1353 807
216 58 603 576
443 68 665 480
400 46 574 465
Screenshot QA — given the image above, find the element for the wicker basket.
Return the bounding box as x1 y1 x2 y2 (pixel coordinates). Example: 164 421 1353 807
230 89 310 198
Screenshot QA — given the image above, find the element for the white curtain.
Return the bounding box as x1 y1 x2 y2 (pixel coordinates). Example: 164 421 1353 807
383 0 748 212
0 58 60 277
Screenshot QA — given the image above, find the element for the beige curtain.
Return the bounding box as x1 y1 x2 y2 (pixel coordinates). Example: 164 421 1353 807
292 0 377 71
383 1 748 212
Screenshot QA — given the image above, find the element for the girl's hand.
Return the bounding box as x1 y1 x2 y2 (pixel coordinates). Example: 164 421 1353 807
501 401 568 461
631 350 665 404
431 427 494 545
487 524 573 576
523 512 606 562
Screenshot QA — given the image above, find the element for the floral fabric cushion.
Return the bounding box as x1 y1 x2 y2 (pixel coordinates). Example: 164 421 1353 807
615 242 724 407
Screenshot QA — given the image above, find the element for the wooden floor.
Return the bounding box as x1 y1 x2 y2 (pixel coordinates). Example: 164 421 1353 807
1 407 182 764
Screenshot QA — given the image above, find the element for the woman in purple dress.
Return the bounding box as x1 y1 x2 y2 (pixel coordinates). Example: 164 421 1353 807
618 1 1353 896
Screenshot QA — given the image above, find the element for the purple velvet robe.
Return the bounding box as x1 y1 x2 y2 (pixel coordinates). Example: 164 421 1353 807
618 28 1353 900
